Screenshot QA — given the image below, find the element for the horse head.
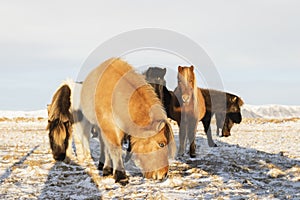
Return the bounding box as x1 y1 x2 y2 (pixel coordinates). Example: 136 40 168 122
177 66 196 104
144 67 167 101
129 119 176 180
227 96 244 123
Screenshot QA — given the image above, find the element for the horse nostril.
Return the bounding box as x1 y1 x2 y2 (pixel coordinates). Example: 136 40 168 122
55 153 66 161
182 95 190 103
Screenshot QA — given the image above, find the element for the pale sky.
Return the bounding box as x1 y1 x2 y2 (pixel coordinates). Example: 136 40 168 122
1 1 300 110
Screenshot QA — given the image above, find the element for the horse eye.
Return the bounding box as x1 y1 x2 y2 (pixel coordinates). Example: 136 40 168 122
159 142 166 148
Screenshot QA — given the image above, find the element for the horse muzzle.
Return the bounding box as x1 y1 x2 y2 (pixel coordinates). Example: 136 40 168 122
144 166 169 181
228 112 242 123
182 94 190 103
53 153 66 161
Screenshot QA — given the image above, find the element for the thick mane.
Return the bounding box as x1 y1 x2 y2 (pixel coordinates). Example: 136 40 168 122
192 70 198 112
47 84 73 161
47 84 73 123
110 59 167 134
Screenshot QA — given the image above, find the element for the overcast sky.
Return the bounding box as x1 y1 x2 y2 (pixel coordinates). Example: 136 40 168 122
1 1 300 110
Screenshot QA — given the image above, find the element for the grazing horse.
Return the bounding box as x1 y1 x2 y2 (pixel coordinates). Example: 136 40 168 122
173 66 208 158
47 84 73 162
80 58 176 185
200 89 244 137
47 81 103 163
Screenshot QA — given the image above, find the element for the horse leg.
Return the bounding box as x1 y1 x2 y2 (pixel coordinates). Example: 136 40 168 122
216 113 225 137
188 119 197 158
178 122 187 157
201 112 217 147
65 131 73 163
124 134 132 162
81 117 92 159
102 147 113 176
101 127 128 185
97 127 105 170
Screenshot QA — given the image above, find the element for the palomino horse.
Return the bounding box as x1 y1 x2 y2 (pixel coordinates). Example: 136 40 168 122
47 81 104 163
173 66 208 158
201 88 244 137
80 58 176 185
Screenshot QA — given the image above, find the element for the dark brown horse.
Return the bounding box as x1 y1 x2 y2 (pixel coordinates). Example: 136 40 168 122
143 67 167 102
80 58 176 185
200 89 244 137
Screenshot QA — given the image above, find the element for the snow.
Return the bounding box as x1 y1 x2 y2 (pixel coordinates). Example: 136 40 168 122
242 104 300 119
0 106 299 199
0 110 47 120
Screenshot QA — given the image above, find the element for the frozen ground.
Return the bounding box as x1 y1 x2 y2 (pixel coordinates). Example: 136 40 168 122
0 108 299 199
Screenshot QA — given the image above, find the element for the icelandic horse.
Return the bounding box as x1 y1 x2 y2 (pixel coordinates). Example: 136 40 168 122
47 81 104 163
200 88 244 137
172 66 215 158
80 58 176 185
47 84 74 162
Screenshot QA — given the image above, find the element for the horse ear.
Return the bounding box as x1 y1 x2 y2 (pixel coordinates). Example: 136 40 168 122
232 96 237 103
162 68 167 76
190 65 194 71
157 120 165 132
145 68 150 77
238 98 244 106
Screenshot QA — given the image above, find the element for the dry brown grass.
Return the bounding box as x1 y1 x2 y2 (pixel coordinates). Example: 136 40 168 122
0 117 47 122
242 117 300 124
0 117 9 122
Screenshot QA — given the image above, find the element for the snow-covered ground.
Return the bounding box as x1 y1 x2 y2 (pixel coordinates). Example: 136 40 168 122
0 106 299 199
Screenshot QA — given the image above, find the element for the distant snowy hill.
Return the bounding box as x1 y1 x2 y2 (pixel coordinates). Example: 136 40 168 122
0 104 300 120
242 104 300 119
0 110 47 119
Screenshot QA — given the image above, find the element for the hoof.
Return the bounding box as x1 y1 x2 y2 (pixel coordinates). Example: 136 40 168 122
190 153 196 158
103 167 113 176
189 144 196 158
208 143 218 147
114 170 129 186
98 162 104 170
